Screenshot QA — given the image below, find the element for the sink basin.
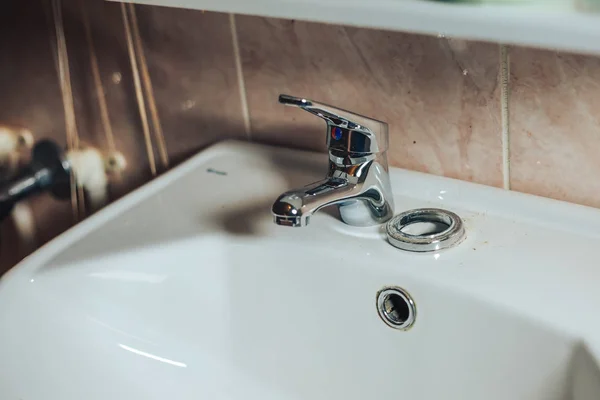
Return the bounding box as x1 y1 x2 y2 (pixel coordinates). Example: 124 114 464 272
1 141 599 399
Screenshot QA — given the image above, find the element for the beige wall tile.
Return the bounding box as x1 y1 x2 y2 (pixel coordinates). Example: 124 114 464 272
66 0 157 198
237 16 503 186
136 7 247 166
59 2 246 197
510 47 600 207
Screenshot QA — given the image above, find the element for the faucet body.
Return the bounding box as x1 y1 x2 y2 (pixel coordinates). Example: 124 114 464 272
272 95 394 227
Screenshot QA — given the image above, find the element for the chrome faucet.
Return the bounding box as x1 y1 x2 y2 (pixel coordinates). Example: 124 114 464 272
272 94 394 227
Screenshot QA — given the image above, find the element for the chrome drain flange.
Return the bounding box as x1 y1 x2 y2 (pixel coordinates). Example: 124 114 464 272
376 287 416 330
386 208 466 252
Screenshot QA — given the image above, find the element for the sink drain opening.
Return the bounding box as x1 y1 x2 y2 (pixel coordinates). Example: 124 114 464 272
400 220 449 236
376 287 416 330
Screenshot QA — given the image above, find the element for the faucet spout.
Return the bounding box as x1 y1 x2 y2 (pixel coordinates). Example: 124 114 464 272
272 177 352 227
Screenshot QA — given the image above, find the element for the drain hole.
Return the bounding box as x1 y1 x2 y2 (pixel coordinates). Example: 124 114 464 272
400 221 449 236
376 287 416 330
382 293 410 325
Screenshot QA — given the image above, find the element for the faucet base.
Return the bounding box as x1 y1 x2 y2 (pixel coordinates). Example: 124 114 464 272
339 200 388 227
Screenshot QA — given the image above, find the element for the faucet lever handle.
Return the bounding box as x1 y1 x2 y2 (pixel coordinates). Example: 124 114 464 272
279 94 388 154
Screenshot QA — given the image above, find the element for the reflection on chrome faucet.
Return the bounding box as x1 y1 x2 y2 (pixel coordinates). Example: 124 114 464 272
272 94 394 227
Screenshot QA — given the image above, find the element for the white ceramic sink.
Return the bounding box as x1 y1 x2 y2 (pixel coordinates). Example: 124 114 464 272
1 141 600 399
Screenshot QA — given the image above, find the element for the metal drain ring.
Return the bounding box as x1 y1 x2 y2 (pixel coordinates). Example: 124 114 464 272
386 208 466 252
376 287 416 330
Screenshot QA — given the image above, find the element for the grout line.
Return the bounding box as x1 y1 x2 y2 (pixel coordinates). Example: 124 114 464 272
129 3 170 171
229 13 251 139
500 44 511 190
121 2 157 176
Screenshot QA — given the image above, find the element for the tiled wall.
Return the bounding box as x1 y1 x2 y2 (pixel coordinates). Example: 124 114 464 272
510 48 600 207
239 16 600 206
1 0 600 272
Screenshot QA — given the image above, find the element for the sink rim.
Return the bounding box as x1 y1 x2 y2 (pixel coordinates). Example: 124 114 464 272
2 139 600 374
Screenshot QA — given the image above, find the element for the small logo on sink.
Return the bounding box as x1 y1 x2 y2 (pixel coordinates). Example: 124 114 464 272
206 168 228 176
